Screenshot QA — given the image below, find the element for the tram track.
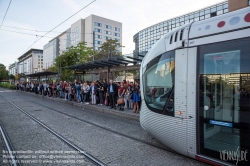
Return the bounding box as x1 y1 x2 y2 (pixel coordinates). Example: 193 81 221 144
18 91 201 163
0 89 207 165
28 98 173 152
0 121 21 166
0 94 106 166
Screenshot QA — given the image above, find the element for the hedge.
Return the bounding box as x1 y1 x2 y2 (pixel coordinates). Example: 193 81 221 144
0 83 16 90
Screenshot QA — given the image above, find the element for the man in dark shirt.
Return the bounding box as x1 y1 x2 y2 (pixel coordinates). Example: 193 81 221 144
107 79 118 109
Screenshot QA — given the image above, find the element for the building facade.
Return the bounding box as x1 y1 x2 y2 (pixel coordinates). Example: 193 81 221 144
17 49 43 75
43 14 122 70
8 62 18 76
84 14 122 51
133 0 250 57
43 38 59 69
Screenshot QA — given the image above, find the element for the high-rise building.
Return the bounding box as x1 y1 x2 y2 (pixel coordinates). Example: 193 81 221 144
133 0 250 57
17 49 43 74
43 14 122 70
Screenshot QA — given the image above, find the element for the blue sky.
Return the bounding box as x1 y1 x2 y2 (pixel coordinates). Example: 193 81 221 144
0 0 224 68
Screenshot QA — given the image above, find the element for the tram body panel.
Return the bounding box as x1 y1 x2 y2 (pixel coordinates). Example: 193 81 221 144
189 7 250 40
186 48 197 158
140 100 188 156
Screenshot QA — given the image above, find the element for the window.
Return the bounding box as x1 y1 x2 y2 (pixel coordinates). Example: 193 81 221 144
114 27 120 32
94 28 102 33
94 22 102 27
179 29 184 40
94 40 102 45
95 34 102 39
105 36 111 40
142 50 175 116
198 38 250 164
41 59 43 61
94 46 101 50
210 12 216 17
205 14 210 19
105 25 112 29
217 10 223 15
114 33 120 37
114 38 120 42
174 32 178 42
105 30 112 35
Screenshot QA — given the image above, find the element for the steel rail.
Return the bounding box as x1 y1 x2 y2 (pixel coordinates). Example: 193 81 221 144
0 95 106 166
0 122 20 166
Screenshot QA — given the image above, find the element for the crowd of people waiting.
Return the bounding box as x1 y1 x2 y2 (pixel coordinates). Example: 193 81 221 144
16 79 141 114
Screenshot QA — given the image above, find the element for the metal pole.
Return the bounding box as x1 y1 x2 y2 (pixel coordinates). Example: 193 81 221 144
93 31 95 61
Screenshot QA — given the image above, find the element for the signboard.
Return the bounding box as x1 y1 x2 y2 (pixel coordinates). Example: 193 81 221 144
74 71 85 75
209 120 233 127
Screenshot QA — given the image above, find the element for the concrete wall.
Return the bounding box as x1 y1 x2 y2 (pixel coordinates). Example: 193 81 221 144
228 0 248 12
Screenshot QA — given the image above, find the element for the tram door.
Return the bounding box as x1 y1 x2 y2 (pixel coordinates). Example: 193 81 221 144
198 38 250 165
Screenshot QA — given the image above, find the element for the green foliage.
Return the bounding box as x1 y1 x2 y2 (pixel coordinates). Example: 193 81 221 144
0 82 16 90
9 74 15 79
51 42 93 80
0 64 9 81
94 39 123 60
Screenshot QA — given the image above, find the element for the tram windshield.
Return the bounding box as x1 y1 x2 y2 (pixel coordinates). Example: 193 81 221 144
143 50 175 114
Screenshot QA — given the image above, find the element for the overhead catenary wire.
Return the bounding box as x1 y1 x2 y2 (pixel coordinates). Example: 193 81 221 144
21 0 96 54
0 29 94 44
1 25 93 34
0 0 12 28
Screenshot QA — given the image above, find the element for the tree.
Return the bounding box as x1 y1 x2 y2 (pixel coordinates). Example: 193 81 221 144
48 42 93 80
94 39 123 60
0 64 8 81
9 74 15 79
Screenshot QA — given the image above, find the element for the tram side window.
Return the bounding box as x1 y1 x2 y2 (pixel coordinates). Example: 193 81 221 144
174 32 178 42
169 35 173 44
179 29 184 40
143 50 175 116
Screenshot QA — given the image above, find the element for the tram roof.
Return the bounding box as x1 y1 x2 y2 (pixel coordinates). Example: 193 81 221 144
25 71 58 78
65 53 142 71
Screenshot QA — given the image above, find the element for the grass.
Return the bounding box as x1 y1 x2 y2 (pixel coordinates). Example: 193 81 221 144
0 82 16 90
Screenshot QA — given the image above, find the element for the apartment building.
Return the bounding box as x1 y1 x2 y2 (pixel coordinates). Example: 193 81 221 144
43 14 122 70
8 62 18 76
17 49 43 74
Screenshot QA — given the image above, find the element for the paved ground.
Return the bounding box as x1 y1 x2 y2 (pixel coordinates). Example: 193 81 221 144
0 88 207 166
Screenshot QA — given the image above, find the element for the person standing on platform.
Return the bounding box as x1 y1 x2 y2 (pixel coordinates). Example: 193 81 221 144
107 79 118 110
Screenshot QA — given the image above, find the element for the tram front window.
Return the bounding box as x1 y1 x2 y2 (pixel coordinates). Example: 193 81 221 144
143 50 175 115
199 38 250 164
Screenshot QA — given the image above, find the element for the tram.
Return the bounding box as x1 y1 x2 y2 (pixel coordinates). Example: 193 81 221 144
140 6 250 166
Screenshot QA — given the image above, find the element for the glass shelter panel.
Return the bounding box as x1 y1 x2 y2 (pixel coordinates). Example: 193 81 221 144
198 38 250 165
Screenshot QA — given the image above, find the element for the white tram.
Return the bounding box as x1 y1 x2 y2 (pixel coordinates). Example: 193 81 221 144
140 6 250 166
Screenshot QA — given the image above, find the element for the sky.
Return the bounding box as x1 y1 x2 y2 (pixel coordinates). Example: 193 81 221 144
0 0 225 68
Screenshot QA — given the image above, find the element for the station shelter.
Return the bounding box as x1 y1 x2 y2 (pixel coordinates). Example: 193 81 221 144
25 71 59 82
65 53 143 83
